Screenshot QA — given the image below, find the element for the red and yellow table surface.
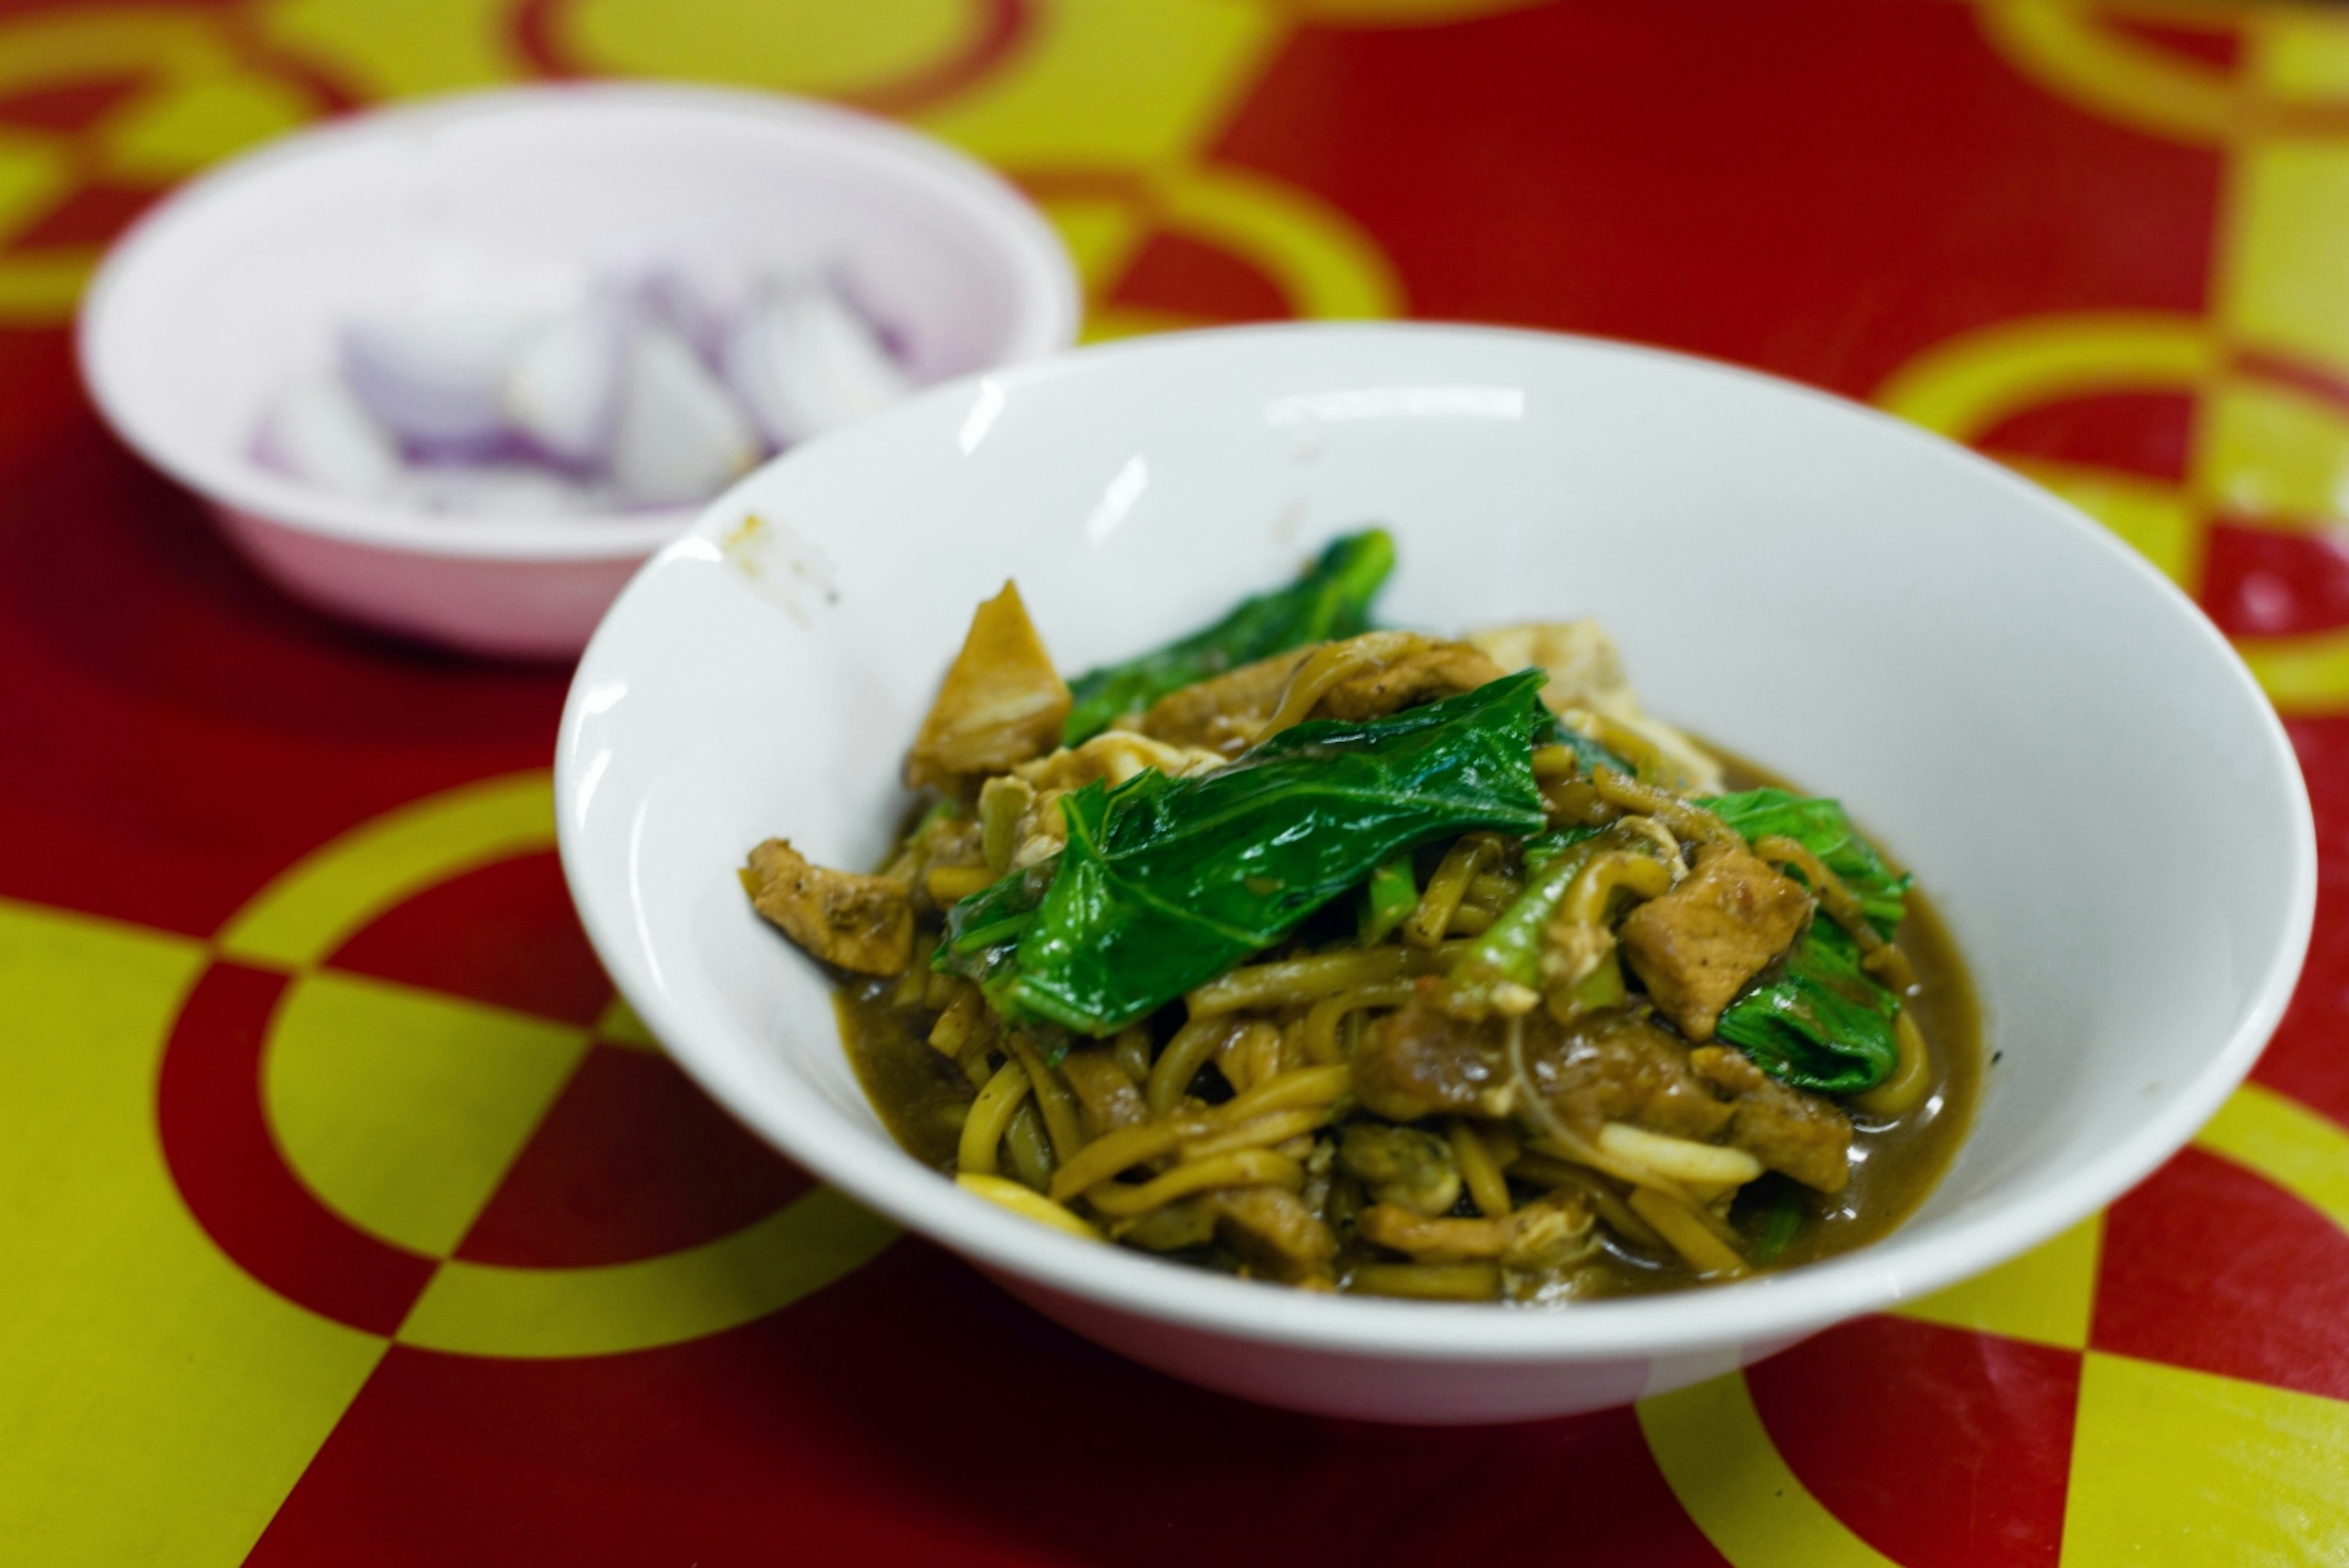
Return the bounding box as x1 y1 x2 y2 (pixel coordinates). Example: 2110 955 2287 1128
4 1 2347 1561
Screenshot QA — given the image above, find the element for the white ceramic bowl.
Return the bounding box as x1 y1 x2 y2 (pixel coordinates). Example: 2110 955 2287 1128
556 322 2314 1423
78 83 1079 659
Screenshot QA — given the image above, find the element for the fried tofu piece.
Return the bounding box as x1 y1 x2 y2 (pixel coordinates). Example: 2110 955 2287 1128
1689 1046 1853 1193
1619 845 1811 1041
743 838 913 975
905 581 1071 788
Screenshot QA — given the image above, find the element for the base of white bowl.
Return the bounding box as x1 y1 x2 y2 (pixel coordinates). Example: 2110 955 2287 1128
990 1268 1798 1424
210 503 653 660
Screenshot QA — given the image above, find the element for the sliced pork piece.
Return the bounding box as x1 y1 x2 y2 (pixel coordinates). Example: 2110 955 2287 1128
1261 632 1504 734
1138 647 1312 756
1526 1007 1734 1140
1619 844 1811 1041
744 838 912 975
1138 632 1509 757
1352 995 1514 1121
1312 638 1508 722
1688 1046 1853 1192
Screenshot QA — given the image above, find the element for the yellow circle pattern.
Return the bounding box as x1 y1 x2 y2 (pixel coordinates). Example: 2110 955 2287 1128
220 771 897 1360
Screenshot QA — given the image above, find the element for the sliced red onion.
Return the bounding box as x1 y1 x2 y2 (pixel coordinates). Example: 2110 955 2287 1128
340 306 538 447
503 293 631 466
270 261 923 520
722 279 912 449
826 268 917 368
628 262 733 368
608 324 762 507
254 373 403 499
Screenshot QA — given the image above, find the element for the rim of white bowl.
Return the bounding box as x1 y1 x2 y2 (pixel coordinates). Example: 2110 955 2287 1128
560 320 2318 1362
76 81 1083 564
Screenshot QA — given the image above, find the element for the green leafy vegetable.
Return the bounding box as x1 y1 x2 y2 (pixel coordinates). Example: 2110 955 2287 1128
957 669 1551 1035
1704 790 1910 1096
1520 824 1605 880
1452 826 1604 995
1059 529 1396 745
1697 788 1910 936
1359 853 1419 943
935 857 1058 979
1714 921 1900 1094
1746 1178 1807 1265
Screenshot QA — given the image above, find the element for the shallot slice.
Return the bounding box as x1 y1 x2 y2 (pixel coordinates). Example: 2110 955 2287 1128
254 373 402 499
503 294 631 466
340 306 538 448
722 280 911 448
608 324 762 507
629 261 733 366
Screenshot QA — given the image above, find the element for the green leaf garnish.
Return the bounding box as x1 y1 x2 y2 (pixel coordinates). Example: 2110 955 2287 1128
956 669 1551 1035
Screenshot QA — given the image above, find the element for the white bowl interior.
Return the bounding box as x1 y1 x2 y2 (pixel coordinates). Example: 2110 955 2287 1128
80 84 1078 559
558 324 2311 1368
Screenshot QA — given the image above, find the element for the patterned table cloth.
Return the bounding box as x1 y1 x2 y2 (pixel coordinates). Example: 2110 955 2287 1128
2 2 2344 1562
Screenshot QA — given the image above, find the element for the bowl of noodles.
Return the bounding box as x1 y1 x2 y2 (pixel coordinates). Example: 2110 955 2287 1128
556 322 2312 1424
